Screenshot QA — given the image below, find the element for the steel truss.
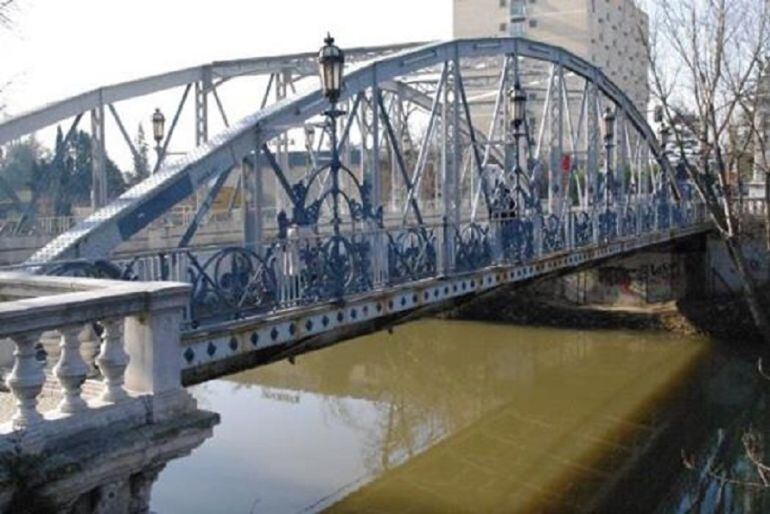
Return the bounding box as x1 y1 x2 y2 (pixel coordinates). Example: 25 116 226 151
8 37 706 328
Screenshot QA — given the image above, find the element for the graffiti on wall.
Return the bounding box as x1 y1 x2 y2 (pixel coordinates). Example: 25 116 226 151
567 255 683 306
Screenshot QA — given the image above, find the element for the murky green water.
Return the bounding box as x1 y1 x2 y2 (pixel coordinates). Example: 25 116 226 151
149 319 769 513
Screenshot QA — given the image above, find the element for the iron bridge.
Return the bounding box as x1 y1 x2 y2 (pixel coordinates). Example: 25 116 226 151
0 37 712 379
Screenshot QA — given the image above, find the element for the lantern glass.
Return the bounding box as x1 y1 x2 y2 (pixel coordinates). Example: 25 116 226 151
510 82 526 126
152 108 165 143
318 34 345 103
603 107 616 140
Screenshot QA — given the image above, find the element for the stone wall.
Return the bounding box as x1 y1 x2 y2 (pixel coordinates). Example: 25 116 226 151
537 236 709 308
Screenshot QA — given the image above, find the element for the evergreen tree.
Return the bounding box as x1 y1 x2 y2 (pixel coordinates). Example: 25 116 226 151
52 126 71 216
130 124 150 186
0 136 46 190
64 130 126 208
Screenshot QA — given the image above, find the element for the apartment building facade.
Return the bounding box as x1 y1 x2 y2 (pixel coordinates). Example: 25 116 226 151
453 0 650 113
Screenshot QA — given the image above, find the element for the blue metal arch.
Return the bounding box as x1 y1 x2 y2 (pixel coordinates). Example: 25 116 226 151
26 37 674 265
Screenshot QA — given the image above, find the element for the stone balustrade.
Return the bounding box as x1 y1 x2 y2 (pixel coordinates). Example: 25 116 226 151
0 272 194 455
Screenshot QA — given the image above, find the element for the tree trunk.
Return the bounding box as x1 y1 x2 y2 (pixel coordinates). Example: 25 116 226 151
765 171 770 251
724 235 770 344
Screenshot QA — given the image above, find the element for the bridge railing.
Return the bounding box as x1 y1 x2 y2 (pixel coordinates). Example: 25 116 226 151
2 197 709 331
0 273 193 453
0 215 83 238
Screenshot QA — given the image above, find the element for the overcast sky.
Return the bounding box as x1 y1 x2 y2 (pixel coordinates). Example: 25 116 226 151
0 0 453 115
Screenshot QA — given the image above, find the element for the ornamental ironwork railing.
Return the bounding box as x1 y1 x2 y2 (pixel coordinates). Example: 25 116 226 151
5 196 709 330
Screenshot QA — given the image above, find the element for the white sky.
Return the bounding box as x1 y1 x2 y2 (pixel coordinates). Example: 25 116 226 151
0 0 453 168
1 0 452 113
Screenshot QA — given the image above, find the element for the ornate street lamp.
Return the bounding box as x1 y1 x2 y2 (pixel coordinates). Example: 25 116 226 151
152 108 166 171
509 81 527 216
318 33 345 104
317 33 346 236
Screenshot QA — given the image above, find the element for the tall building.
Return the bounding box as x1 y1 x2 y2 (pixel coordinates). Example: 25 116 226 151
453 0 650 113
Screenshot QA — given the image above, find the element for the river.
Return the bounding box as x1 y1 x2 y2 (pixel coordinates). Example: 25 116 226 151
150 319 770 513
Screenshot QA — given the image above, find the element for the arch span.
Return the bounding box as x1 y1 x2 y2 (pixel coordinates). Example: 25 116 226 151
26 37 679 264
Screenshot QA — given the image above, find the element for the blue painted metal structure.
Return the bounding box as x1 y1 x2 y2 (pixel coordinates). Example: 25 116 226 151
3 37 714 342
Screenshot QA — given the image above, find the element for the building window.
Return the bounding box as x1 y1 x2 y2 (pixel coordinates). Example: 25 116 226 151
529 19 537 28
500 22 507 32
499 0 506 7
510 20 525 36
510 0 525 17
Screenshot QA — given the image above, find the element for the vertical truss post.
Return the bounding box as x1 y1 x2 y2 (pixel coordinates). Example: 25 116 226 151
618 111 629 206
548 64 564 216
274 71 290 215
90 101 107 210
369 81 381 210
451 60 462 226
195 69 211 146
586 80 599 243
243 130 264 250
504 55 513 181
389 98 401 212
440 66 451 273
440 55 462 273
369 79 386 284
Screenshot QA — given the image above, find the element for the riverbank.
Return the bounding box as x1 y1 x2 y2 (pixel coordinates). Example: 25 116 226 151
445 281 769 346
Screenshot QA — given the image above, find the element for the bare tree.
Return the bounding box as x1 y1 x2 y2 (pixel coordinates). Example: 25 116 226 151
736 60 770 249
0 0 17 113
644 0 770 342
0 0 15 28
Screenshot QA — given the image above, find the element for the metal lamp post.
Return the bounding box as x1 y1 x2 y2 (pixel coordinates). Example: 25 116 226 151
304 124 316 168
151 108 166 172
510 81 527 216
317 33 345 236
603 107 616 211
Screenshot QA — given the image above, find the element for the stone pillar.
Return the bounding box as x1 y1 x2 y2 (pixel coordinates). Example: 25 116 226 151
123 285 193 421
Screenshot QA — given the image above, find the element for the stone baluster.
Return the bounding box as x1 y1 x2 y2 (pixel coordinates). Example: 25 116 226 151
54 325 89 413
96 318 129 403
5 331 45 429
78 323 101 377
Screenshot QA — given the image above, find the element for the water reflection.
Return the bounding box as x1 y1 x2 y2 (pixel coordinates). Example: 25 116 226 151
152 320 709 513
655 353 770 514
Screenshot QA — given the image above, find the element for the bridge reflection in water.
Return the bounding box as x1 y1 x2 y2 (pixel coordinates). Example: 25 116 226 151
151 320 708 513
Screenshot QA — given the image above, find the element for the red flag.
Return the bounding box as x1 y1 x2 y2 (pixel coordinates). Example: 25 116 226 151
561 153 572 173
